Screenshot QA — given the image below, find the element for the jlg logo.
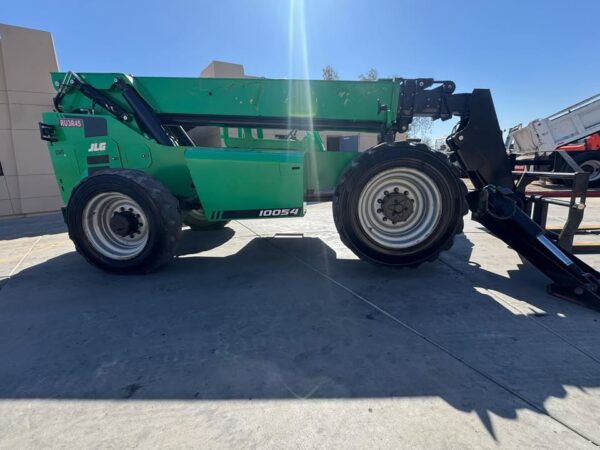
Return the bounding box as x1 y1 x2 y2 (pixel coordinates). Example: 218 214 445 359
88 142 107 152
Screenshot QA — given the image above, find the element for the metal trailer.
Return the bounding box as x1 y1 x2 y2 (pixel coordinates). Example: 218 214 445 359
510 93 600 186
39 72 600 310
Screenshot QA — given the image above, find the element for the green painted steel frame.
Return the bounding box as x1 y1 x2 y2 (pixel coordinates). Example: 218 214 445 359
50 72 400 131
43 72 402 220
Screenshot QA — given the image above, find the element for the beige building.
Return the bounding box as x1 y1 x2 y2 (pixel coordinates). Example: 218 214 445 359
0 23 62 218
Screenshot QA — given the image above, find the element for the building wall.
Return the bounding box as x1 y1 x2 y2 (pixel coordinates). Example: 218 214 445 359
0 23 62 218
201 61 246 78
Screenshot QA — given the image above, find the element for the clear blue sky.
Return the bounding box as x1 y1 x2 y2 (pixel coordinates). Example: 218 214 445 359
3 0 599 138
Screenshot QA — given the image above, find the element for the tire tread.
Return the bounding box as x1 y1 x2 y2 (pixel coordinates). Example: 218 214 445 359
332 143 468 268
67 169 181 273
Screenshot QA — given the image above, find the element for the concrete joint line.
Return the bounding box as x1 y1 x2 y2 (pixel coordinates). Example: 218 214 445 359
237 220 598 446
7 235 42 279
438 255 600 367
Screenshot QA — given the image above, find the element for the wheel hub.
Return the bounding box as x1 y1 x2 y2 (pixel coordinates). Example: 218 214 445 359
379 190 414 223
82 192 149 260
109 209 141 237
357 167 443 249
580 160 600 182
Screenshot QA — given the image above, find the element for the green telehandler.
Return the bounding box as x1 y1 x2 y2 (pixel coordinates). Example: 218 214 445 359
39 71 600 310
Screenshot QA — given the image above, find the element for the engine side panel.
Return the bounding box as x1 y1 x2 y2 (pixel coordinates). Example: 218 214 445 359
185 148 306 220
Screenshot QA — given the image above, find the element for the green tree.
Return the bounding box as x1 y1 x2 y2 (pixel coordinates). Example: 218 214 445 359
358 68 378 81
407 117 433 146
322 65 339 81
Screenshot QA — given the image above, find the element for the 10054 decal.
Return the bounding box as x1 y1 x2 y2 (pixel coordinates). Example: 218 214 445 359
258 208 300 217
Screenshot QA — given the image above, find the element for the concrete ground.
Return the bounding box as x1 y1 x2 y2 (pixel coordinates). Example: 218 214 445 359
1 201 600 449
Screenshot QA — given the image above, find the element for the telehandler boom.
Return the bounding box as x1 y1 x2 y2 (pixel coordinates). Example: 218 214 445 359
39 72 600 310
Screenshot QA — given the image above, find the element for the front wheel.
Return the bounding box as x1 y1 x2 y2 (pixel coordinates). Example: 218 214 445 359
66 169 181 273
332 143 467 267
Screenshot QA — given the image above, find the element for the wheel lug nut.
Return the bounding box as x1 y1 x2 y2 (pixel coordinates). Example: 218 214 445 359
384 190 389 195
394 187 399 193
120 207 125 211
377 208 383 213
377 199 383 204
382 217 388 221
404 191 409 196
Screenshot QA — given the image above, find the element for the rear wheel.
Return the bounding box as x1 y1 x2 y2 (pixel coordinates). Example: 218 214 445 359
183 209 230 230
66 169 181 273
575 153 600 188
333 143 467 267
556 152 600 188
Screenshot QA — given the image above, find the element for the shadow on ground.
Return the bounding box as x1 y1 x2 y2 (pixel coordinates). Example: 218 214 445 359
0 212 66 241
1 228 599 440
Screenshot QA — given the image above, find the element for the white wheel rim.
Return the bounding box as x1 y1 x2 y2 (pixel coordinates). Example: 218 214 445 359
580 160 600 182
357 168 442 249
82 192 149 260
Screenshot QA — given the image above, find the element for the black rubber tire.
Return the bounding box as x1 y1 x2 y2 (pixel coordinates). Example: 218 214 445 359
66 169 181 274
183 209 230 231
332 143 468 267
557 152 600 188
